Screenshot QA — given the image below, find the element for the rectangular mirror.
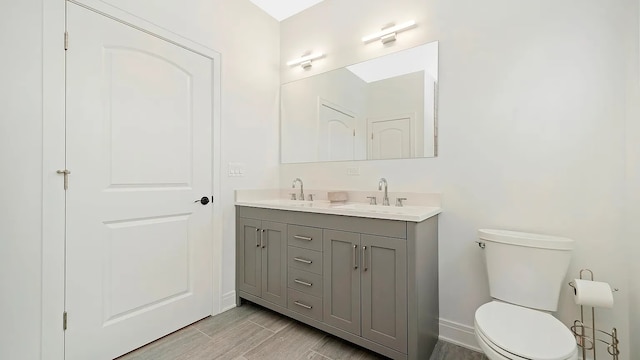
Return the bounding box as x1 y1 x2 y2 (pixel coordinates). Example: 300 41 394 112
281 41 438 164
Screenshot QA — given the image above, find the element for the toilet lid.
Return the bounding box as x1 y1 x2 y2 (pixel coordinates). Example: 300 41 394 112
475 302 576 360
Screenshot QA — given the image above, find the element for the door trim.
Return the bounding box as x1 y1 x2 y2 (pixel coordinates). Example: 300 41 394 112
42 2 223 359
42 0 67 358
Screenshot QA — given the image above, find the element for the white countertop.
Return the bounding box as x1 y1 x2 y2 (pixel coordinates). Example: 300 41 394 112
235 198 442 222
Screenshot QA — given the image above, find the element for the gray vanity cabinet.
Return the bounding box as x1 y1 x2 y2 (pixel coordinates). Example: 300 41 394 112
323 231 407 353
236 206 438 360
236 218 287 307
361 234 407 353
323 230 361 335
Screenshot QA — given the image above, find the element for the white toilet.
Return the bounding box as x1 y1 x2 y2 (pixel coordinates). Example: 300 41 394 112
474 229 579 360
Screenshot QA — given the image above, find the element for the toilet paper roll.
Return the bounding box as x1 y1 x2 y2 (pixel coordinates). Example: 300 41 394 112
573 279 614 308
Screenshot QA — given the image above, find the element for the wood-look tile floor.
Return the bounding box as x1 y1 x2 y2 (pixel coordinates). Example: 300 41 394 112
117 302 487 360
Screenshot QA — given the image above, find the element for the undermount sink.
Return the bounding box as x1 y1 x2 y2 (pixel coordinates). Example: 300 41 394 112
255 199 322 207
334 203 436 215
334 203 389 211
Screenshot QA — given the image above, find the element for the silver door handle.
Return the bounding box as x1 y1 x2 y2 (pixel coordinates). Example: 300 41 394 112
362 246 368 271
56 169 71 190
353 244 358 269
294 235 312 241
294 279 312 287
256 228 260 247
293 257 312 264
261 229 266 248
294 301 312 309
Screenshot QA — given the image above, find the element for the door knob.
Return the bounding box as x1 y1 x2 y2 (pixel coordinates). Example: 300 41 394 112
195 196 210 205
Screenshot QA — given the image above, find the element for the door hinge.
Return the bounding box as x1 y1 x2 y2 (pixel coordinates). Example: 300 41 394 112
371 133 374 140
56 169 71 190
64 32 68 50
353 129 355 136
63 312 68 331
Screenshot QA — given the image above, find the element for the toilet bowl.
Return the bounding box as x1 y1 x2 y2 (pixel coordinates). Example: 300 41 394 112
475 229 578 360
474 301 578 360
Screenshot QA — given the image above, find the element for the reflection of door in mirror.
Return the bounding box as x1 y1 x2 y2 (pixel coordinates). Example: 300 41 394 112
318 98 357 161
368 114 414 160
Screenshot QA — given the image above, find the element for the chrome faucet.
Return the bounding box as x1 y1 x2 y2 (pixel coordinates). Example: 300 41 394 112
378 178 389 206
292 178 304 201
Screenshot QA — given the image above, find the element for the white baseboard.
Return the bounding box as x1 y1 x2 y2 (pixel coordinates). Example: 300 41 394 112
439 318 482 352
221 291 237 312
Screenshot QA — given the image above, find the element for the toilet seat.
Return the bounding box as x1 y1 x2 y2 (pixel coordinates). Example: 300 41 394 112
475 301 578 360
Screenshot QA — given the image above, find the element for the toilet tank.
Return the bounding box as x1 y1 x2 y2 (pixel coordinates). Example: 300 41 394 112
478 229 574 312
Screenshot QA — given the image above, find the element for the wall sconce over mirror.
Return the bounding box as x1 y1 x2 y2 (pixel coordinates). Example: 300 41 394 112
287 52 325 69
362 20 417 44
281 41 439 164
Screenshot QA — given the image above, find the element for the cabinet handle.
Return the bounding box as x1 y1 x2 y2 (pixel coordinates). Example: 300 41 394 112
256 228 260 247
353 244 358 269
294 235 313 241
362 246 368 271
293 257 312 264
261 229 266 248
294 301 312 309
294 279 312 287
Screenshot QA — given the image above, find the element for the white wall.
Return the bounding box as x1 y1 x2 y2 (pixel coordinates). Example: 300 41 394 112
0 1 44 358
281 0 635 356
1 0 279 358
626 0 640 357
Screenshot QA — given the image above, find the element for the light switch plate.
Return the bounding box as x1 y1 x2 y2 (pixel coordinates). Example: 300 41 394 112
228 162 246 177
347 167 360 176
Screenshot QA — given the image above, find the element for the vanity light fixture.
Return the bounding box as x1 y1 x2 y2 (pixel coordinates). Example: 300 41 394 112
361 20 417 44
286 52 325 69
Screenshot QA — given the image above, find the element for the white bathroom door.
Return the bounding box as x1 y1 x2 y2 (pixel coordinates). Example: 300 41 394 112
318 100 356 161
65 4 214 359
368 115 414 160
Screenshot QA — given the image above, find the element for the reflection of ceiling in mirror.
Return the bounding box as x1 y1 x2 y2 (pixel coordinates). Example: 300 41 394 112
346 42 439 83
249 0 325 21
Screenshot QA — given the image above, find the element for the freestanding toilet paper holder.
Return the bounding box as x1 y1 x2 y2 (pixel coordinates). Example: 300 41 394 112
568 269 620 360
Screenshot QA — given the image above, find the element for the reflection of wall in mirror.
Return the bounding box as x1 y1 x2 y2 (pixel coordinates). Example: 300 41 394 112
366 71 425 158
281 68 367 163
424 74 436 156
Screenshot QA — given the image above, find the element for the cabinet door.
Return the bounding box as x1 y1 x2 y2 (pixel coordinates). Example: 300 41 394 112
323 230 361 335
237 218 261 297
261 221 288 307
361 235 407 352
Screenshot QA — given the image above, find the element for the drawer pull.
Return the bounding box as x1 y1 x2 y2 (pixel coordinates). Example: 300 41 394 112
294 235 313 241
256 228 260 247
294 279 312 287
293 257 312 264
294 301 312 309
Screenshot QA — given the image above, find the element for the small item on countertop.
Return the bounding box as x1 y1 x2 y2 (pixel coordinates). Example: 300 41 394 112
327 191 348 203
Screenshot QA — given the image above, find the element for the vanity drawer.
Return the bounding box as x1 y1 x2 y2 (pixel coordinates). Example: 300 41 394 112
288 246 322 275
288 267 322 298
288 225 323 251
288 288 323 322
